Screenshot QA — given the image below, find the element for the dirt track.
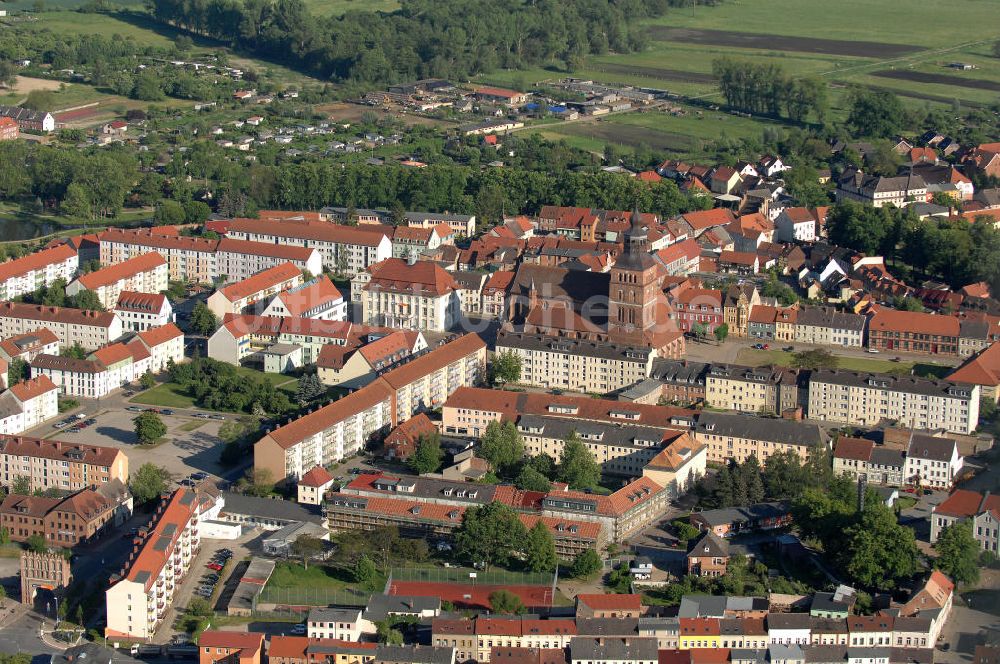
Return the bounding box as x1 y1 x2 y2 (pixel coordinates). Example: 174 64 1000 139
647 27 923 58
872 69 1000 92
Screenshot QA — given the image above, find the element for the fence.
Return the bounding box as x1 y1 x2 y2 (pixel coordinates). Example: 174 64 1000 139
256 586 372 608
389 565 554 586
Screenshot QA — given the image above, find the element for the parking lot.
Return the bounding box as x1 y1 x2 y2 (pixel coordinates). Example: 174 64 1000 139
27 403 234 483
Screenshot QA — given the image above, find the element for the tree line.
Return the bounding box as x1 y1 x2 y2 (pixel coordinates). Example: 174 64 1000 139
712 58 827 123
142 0 694 86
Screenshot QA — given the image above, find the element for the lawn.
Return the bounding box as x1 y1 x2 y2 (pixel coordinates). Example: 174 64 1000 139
21 11 179 47
735 348 950 378
260 561 380 606
303 0 399 17
131 367 297 410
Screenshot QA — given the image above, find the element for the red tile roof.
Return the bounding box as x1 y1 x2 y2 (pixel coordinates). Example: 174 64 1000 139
358 330 418 368
680 618 721 635
366 258 459 297
0 302 118 328
97 228 219 252
197 630 265 652
228 217 389 247
215 237 318 261
76 252 166 290
218 263 302 303
8 375 55 401
115 291 167 313
0 244 76 283
271 276 343 317
680 209 737 231
576 593 642 611
0 328 59 358
0 435 121 466
934 489 1000 518
378 333 485 390
868 308 961 337
475 86 525 99
948 341 1000 387
90 342 134 367
121 488 200 590
137 323 183 349
834 436 874 462
298 465 334 488
483 270 515 294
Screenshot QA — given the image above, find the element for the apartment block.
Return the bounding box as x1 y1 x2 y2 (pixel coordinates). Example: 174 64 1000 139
268 637 376 664
260 276 346 321
226 217 392 277
66 252 168 309
0 328 59 363
832 437 905 487
105 488 212 639
495 331 655 394
703 364 801 415
0 243 78 301
794 307 866 348
215 237 322 282
693 412 826 464
807 369 979 435
114 292 173 332
207 263 304 319
0 479 132 547
0 436 128 492
0 302 122 350
432 617 577 663
0 375 59 435
98 228 217 283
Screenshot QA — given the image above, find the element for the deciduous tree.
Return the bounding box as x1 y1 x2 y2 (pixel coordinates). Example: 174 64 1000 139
525 521 557 573
557 433 600 490
934 521 980 585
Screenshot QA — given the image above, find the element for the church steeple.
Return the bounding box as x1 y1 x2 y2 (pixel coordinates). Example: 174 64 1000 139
624 204 648 255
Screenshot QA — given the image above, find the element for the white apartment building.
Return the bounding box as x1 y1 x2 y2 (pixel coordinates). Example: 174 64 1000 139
215 238 322 283
67 252 169 309
973 510 1000 555
357 257 462 332
904 433 964 489
307 608 364 641
0 244 79 301
260 276 346 321
0 328 59 363
836 169 928 208
206 263 304 319
794 307 867 348
105 488 207 639
807 370 979 435
775 208 817 243
225 217 391 277
0 302 122 350
114 292 173 332
0 375 59 435
98 229 217 283
495 331 654 394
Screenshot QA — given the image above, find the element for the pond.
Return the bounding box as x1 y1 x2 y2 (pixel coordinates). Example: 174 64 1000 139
0 215 81 242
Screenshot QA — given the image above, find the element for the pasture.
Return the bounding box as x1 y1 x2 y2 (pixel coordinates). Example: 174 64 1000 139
303 0 399 17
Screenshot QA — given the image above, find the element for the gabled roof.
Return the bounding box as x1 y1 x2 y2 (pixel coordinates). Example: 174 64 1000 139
688 530 729 559
137 323 183 349
365 258 459 297
0 244 76 283
298 465 334 488
115 291 167 313
271 276 343 316
834 436 873 462
217 262 301 303
576 593 642 611
75 252 166 290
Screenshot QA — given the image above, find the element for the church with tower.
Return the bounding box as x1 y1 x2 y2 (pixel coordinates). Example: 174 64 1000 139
503 207 685 359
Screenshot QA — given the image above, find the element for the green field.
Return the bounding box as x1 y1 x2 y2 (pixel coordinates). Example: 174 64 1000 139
303 0 399 17
736 348 952 378
259 561 379 606
132 367 297 410
19 11 180 47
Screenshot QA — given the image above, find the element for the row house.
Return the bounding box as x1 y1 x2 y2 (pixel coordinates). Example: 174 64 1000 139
319 207 476 238
0 479 131 547
748 306 797 341
0 244 79 301
98 228 217 283
0 302 122 350
703 364 801 415
672 289 724 334
644 360 709 405
795 307 866 348
105 488 213 639
0 375 59 436
215 237 323 283
0 105 55 132
481 271 515 319
255 334 485 483
114 292 174 332
832 437 906 487
693 412 826 465
722 284 760 338
206 262 304 319
66 252 168 309
0 436 128 493
655 239 702 277
775 208 819 243
226 217 392 277
807 369 979 435
198 631 265 664
903 432 964 490
867 309 961 356
495 331 655 395
268 636 376 664
433 617 577 663
0 328 60 364
261 276 346 322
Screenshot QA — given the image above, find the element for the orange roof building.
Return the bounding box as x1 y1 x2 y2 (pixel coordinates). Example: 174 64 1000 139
261 275 345 321
198 631 265 664
359 258 462 332
68 252 168 309
207 263 304 318
0 243 78 301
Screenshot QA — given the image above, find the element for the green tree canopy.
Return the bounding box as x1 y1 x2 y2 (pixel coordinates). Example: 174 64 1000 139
515 465 552 492
130 463 171 504
133 411 167 445
479 420 524 472
933 521 980 585
454 502 527 569
353 554 380 591
557 433 600 490
488 589 525 615
408 432 444 475
490 350 522 387
525 520 557 573
570 548 603 579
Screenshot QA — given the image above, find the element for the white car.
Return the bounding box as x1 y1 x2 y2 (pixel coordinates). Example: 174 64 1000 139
289 624 306 635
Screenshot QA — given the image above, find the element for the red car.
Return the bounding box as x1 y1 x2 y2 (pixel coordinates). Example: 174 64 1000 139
206 563 222 571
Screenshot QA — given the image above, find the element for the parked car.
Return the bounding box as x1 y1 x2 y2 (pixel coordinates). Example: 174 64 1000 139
206 563 222 571
194 413 210 419
209 414 226 420
289 624 306 635
191 472 209 481
161 409 174 416
126 406 145 412
867 348 880 353
144 408 161 414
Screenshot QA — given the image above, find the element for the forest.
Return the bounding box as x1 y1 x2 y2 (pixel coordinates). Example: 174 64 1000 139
143 0 704 85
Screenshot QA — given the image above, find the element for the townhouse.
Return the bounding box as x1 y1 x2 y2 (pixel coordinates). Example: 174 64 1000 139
655 239 702 277
261 276 346 321
255 334 485 482
747 306 797 342
207 263 304 318
481 270 514 319
672 289 724 334
105 488 213 639
98 228 217 283
0 479 131 547
703 364 801 415
0 328 59 364
66 252 168 309
307 607 364 641
807 369 979 435
356 257 462 332
903 433 963 489
198 631 265 664
832 437 905 487
433 617 577 663
0 105 55 132
0 436 128 492
867 309 960 356
644 360 710 405
114 292 173 332
569 637 658 664
215 237 323 282
794 307 866 348
0 302 122 350
226 217 392 277
495 330 655 395
775 208 818 243
693 412 826 464
0 375 59 435
31 324 183 398
0 243 79 301
687 531 730 577
930 488 1000 545
268 636 376 664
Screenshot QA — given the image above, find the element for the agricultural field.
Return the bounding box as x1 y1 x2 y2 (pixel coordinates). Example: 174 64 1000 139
302 0 399 17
